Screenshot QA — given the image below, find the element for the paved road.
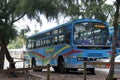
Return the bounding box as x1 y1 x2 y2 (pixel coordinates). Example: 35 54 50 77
95 68 120 79
4 59 120 79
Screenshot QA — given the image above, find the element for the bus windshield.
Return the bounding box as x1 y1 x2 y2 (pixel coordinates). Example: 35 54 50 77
74 22 110 45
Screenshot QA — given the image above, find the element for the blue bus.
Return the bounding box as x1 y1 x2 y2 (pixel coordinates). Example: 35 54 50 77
109 26 120 55
25 19 111 73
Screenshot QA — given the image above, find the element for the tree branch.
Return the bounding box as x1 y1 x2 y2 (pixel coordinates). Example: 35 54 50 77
13 13 26 23
10 13 26 26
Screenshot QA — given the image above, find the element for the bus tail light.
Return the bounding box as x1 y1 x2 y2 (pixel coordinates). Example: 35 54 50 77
105 63 110 68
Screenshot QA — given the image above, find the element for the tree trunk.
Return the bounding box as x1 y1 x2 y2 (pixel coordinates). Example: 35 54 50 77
0 36 5 69
3 43 13 62
106 0 120 80
0 36 14 69
0 49 5 69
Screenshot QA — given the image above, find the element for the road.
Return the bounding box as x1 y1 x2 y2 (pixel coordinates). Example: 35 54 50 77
95 68 120 79
4 59 120 79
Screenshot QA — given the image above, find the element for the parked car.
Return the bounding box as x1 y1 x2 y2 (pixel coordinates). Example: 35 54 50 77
97 55 120 69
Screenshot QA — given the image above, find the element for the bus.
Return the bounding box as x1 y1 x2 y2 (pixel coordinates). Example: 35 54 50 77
109 26 120 55
25 19 111 74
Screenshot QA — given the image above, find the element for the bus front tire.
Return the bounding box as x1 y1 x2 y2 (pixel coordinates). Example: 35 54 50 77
31 57 42 72
53 66 60 72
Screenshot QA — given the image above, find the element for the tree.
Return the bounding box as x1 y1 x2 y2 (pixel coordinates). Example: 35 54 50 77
7 27 30 49
106 0 120 80
0 0 64 69
18 26 30 48
60 0 115 22
0 0 25 69
0 0 118 70
7 36 23 49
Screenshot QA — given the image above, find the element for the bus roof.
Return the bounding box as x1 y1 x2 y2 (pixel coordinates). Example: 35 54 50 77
27 19 108 39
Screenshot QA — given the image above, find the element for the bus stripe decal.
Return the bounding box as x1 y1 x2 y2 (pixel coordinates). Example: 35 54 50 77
34 52 45 58
52 45 70 57
63 50 83 56
45 45 70 64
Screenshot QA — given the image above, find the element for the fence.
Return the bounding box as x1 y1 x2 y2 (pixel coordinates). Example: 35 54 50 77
3 58 120 80
1 57 51 80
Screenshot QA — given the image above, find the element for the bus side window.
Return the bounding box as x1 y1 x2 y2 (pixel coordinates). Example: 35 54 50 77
33 43 35 49
66 31 70 44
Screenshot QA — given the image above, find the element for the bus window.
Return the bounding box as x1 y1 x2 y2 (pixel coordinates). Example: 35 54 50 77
27 42 31 49
46 32 51 36
74 22 110 45
46 39 50 46
33 41 36 49
41 40 43 47
51 36 58 45
66 31 70 44
59 28 64 33
59 35 64 44
52 29 58 35
55 36 58 45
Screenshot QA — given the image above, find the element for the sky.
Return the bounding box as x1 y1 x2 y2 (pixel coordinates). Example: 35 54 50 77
14 15 70 36
105 0 115 4
14 0 115 36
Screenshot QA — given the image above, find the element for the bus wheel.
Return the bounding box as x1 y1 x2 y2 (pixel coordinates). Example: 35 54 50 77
58 57 69 73
31 57 42 71
53 66 60 72
31 57 36 67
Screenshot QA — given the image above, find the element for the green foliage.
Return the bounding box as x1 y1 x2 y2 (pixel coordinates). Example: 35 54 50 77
0 0 117 47
34 30 39 34
7 27 30 49
15 0 65 21
62 0 115 22
7 36 23 49
0 0 119 70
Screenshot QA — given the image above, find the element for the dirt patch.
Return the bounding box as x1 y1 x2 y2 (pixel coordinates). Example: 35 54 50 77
0 69 120 80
